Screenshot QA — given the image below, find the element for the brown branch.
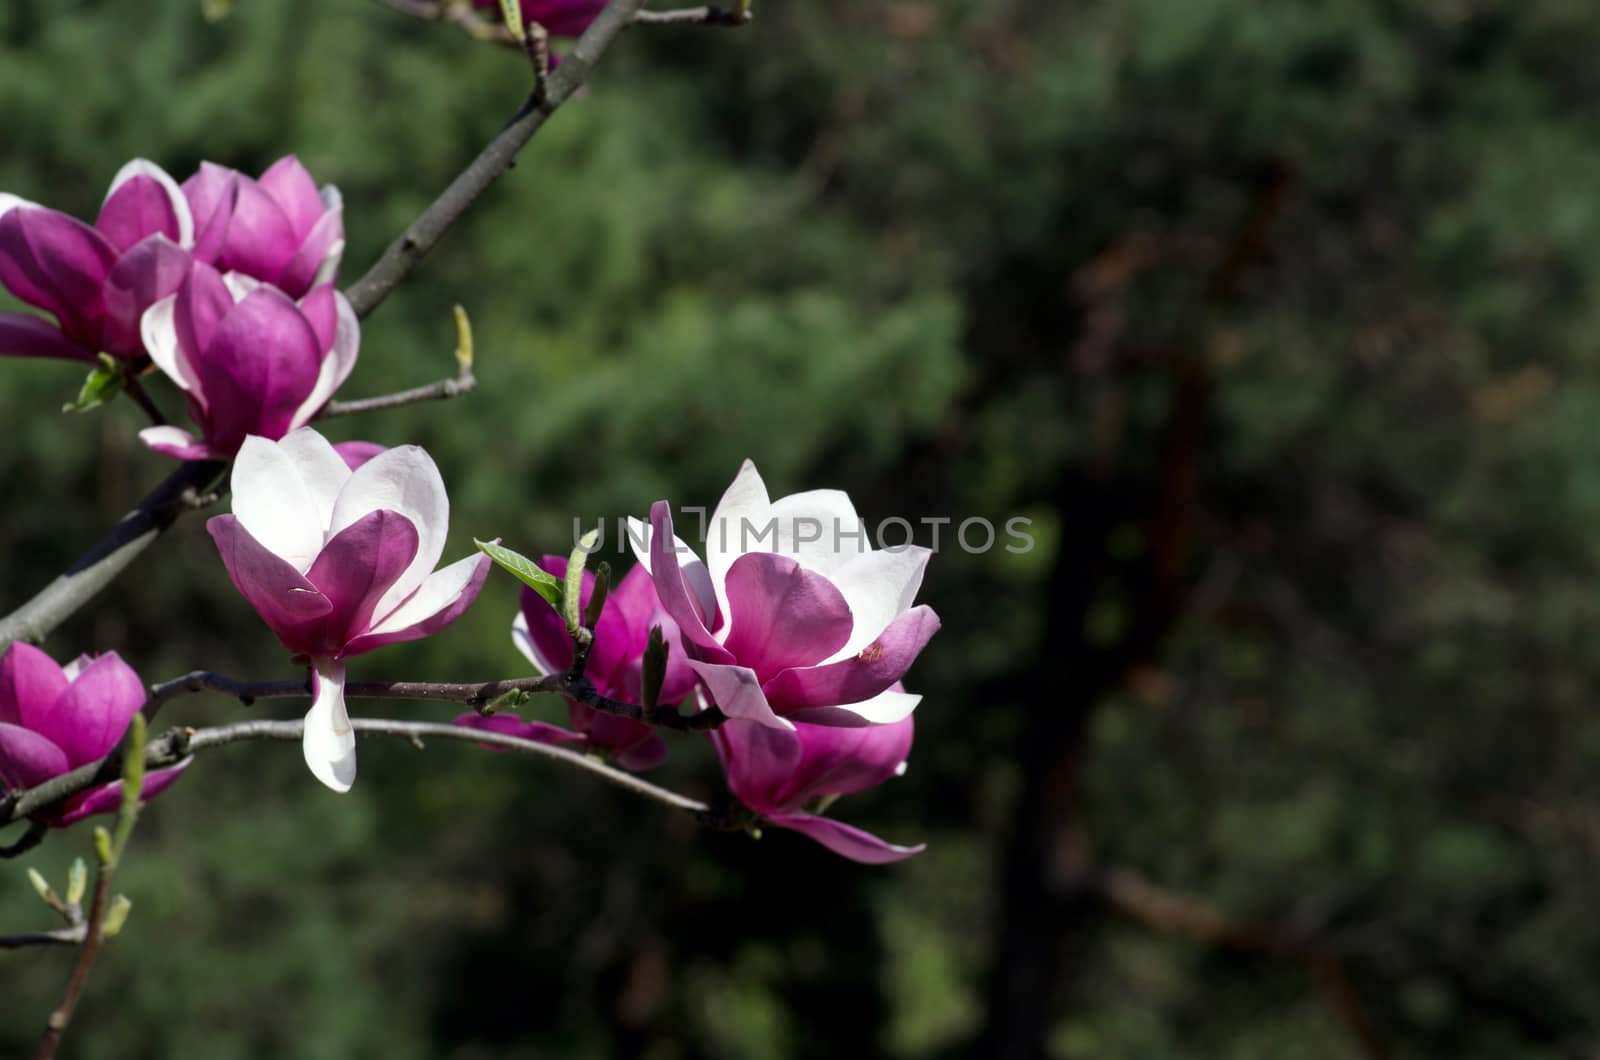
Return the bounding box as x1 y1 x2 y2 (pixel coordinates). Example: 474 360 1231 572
345 0 655 318
0 927 83 950
316 369 477 419
633 6 750 25
33 870 112 1060
0 459 228 654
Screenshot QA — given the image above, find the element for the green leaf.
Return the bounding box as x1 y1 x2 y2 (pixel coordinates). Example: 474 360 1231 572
62 354 122 414
475 539 563 611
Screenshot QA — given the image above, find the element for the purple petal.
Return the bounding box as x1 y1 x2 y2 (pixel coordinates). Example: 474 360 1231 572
0 207 117 341
0 312 92 361
342 552 491 656
710 716 802 812
775 715 914 806
170 261 235 383
36 652 147 768
99 235 192 356
649 502 732 662
302 510 420 654
218 178 296 282
183 163 239 264
452 712 589 751
278 205 344 297
50 762 190 827
534 556 632 693
721 552 853 680
333 441 385 471
687 661 789 730
612 732 670 771
0 723 69 790
96 174 184 254
138 425 215 461
519 569 576 676
258 157 325 237
196 286 324 452
0 643 68 728
767 813 925 864
762 606 940 713
207 514 334 652
297 284 338 351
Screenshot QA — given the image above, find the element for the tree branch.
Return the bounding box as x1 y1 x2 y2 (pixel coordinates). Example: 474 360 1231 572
0 927 83 950
0 460 228 654
316 369 476 418
346 0 654 318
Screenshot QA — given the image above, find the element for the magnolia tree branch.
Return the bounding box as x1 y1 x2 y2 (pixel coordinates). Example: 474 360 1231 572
0 460 228 654
344 0 654 317
380 0 748 44
2 717 716 833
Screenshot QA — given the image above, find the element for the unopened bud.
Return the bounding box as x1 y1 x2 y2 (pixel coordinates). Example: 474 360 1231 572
101 895 133 939
641 625 669 711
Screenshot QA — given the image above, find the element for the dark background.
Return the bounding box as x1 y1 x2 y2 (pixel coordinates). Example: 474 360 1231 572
3 1 1599 1057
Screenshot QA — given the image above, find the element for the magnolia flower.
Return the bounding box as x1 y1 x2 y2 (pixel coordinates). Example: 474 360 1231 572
0 644 187 826
470 0 607 37
456 559 697 770
333 440 386 471
206 428 491 792
137 265 358 460
630 461 939 731
184 157 343 299
0 159 193 362
714 709 923 864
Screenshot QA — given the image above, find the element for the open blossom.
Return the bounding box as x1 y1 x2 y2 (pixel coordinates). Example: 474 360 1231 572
714 707 923 864
470 0 607 37
0 159 193 362
456 559 697 771
207 428 490 792
137 265 358 460
630 460 939 731
0 644 187 826
184 157 343 299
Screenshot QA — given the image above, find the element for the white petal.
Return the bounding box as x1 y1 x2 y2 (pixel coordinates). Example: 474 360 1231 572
105 159 194 248
289 290 359 430
231 434 331 572
511 611 556 675
319 184 343 212
704 459 771 627
138 424 206 457
140 293 200 399
276 427 353 536
314 238 345 289
627 515 653 571
330 444 449 617
0 193 38 221
768 488 869 577
823 546 930 662
303 658 356 793
222 271 261 303
805 689 922 726
367 552 481 635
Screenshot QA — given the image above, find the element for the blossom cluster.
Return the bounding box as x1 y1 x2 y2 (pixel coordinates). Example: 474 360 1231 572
0 149 938 865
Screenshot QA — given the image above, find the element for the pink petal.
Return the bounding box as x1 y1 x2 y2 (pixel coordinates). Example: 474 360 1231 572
99 235 192 356
0 207 117 340
96 173 184 254
258 157 325 237
721 552 853 680
648 502 732 662
612 732 670 771
217 178 296 283
687 661 789 730
762 606 940 714
342 552 491 656
333 441 385 471
0 722 69 790
0 643 68 729
278 205 344 297
710 716 802 811
773 715 914 806
452 712 588 750
766 813 925 864
138 425 216 462
207 514 334 651
183 163 240 265
302 510 421 654
196 286 324 452
0 311 92 361
51 762 190 827
37 652 147 768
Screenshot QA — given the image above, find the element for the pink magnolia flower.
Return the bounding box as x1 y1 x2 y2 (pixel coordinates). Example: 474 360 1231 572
207 428 491 792
0 159 194 362
0 644 187 827
183 157 343 299
470 0 607 37
714 708 923 864
333 440 386 471
455 559 697 771
137 265 358 460
630 461 939 731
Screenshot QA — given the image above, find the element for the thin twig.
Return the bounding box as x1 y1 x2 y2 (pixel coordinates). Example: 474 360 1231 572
120 373 167 427
633 6 750 25
316 370 477 418
0 927 83 950
0 821 47 859
344 0 654 318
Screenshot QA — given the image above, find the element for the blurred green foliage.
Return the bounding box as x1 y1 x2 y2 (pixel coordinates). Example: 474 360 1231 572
3 0 1600 1057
